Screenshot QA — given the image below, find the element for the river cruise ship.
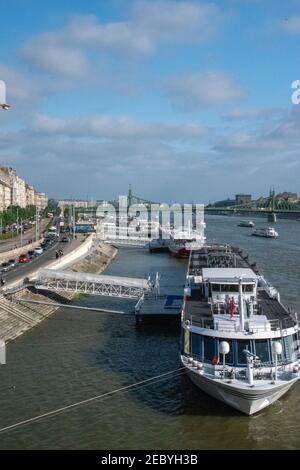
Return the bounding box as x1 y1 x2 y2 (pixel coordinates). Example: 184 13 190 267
181 244 299 415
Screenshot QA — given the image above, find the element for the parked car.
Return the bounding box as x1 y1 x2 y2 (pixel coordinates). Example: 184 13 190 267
34 246 44 255
8 259 17 267
61 236 70 243
27 250 36 259
0 262 11 272
19 254 30 263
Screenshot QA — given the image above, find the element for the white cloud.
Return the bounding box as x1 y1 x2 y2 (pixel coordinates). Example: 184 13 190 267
165 71 244 111
2 106 300 202
22 41 89 78
31 113 208 140
222 106 286 122
134 0 224 43
215 106 300 156
21 1 226 78
0 65 39 102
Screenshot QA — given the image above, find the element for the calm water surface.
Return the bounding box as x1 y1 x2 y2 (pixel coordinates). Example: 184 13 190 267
0 216 299 449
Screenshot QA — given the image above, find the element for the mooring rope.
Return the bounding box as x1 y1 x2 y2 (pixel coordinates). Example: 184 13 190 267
0 366 187 434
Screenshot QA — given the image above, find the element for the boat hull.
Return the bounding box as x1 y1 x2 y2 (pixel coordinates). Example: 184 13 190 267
252 234 278 239
185 366 298 415
169 246 190 258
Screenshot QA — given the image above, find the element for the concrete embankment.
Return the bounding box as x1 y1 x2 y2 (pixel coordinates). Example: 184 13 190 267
0 239 118 343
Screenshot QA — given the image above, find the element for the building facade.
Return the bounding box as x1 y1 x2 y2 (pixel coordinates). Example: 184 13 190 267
0 166 48 211
35 192 48 210
235 194 252 205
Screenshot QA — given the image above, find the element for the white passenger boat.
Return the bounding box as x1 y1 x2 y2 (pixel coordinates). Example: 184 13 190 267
252 227 278 238
238 220 255 228
181 245 299 415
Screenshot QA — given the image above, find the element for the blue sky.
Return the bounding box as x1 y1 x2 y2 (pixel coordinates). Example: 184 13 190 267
0 0 300 203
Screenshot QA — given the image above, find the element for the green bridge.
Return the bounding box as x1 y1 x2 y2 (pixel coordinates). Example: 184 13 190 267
78 187 300 219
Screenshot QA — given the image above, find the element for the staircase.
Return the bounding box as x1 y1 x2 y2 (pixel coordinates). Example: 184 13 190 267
0 292 64 342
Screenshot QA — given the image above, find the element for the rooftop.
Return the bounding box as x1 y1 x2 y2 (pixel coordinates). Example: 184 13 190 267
202 267 258 282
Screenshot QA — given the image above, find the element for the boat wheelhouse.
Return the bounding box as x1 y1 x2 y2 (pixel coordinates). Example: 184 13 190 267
181 245 300 415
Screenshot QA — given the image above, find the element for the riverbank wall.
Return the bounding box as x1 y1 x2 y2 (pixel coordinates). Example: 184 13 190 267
0 239 118 343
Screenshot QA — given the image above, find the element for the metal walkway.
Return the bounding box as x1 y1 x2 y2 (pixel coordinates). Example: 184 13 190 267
102 236 150 247
35 269 152 299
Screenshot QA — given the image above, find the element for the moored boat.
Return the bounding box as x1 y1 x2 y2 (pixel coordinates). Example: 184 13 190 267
168 229 206 258
181 244 299 415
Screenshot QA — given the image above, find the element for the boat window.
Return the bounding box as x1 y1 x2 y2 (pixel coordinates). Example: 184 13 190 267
243 284 254 293
283 335 294 362
218 339 234 364
211 284 220 292
293 333 300 358
220 284 239 293
203 336 215 362
236 340 252 365
191 333 202 359
255 339 271 364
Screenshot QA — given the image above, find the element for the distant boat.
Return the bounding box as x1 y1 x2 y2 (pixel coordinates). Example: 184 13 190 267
238 220 255 228
168 229 206 258
252 227 278 239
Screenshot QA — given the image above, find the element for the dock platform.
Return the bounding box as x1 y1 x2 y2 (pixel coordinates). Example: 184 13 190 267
135 294 183 323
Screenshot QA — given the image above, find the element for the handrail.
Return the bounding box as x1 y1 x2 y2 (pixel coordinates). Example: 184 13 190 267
187 314 297 332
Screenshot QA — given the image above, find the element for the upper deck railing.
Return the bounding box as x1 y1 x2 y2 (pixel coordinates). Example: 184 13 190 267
187 314 297 333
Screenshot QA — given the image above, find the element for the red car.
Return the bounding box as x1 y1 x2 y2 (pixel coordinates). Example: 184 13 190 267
18 254 30 263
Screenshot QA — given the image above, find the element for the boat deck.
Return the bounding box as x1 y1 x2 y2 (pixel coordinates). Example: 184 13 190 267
185 245 295 327
189 245 258 275
257 289 291 322
136 294 183 321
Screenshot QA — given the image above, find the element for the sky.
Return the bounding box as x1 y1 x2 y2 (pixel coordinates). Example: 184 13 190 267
0 0 300 203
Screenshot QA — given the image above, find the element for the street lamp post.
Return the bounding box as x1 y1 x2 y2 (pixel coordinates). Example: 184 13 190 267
20 218 23 248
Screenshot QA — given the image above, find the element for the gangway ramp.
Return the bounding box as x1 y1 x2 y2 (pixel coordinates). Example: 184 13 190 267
35 269 152 299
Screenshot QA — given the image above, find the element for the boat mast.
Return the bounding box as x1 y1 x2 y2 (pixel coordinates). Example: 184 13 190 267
238 277 245 331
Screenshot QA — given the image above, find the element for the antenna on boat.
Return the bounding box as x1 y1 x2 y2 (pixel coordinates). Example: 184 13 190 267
243 349 258 386
238 277 245 331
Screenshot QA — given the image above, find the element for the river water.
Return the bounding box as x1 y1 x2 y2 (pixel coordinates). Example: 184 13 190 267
0 215 299 450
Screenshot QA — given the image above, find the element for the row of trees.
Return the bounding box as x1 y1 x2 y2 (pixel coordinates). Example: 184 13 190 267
0 205 36 227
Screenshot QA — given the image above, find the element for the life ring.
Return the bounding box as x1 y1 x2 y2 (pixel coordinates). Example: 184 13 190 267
212 355 220 365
